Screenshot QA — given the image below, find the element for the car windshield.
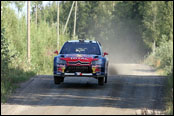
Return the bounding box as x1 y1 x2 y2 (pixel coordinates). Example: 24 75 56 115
60 42 101 55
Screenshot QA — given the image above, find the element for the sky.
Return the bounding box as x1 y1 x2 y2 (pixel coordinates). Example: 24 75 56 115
10 1 50 18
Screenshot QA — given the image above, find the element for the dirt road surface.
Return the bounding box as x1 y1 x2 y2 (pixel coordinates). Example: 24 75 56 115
1 64 166 115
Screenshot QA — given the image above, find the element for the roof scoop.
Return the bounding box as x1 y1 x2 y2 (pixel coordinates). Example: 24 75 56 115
94 55 98 58
60 55 65 58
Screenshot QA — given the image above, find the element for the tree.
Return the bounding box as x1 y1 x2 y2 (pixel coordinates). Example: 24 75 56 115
1 28 10 75
14 1 25 14
157 1 173 42
31 1 42 26
140 1 173 52
141 1 159 53
57 1 60 50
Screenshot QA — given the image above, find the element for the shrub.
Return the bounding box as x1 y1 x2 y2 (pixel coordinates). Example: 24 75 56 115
154 38 173 75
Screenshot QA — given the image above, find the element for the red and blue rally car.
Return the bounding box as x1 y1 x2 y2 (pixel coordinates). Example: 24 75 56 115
53 40 109 85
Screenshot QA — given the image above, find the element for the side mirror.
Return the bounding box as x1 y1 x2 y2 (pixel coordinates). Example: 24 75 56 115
54 50 59 55
104 52 109 56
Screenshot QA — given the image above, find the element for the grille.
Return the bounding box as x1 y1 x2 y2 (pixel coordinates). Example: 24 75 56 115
65 66 92 73
68 61 90 65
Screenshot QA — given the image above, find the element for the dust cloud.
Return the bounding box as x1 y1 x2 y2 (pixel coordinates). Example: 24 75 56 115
96 19 147 63
94 20 148 75
102 38 146 64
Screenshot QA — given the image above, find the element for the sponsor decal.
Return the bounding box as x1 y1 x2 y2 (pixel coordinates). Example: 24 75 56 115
57 65 65 72
92 67 96 73
92 65 101 73
77 54 82 57
76 72 82 76
70 57 88 60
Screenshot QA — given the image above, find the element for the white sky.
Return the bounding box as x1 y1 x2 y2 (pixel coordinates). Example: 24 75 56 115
10 1 51 18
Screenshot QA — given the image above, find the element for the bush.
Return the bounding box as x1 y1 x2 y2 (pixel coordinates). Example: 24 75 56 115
144 35 173 115
166 71 173 115
145 36 173 75
154 38 173 75
1 26 36 103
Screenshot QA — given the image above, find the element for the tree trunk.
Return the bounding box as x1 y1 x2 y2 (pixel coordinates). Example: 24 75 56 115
152 40 156 54
57 1 60 50
27 1 30 63
35 4 37 27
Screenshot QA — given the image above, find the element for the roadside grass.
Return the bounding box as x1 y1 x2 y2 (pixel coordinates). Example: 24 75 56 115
1 67 36 103
165 73 173 115
136 108 165 115
144 52 173 115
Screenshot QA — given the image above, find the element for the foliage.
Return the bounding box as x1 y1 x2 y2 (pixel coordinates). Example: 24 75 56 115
1 28 11 78
1 3 35 102
141 1 173 51
1 1 173 112
155 39 173 74
13 1 25 13
1 27 36 102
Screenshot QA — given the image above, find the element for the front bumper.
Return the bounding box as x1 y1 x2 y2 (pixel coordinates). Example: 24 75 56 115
54 64 105 78
54 72 105 78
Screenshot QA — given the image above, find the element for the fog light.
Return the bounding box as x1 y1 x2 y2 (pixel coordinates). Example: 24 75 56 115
58 67 62 72
95 68 100 72
92 65 101 73
57 65 65 72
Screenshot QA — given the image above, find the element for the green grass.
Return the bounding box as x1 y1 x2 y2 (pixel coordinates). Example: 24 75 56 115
144 53 173 115
1 67 36 103
165 73 173 115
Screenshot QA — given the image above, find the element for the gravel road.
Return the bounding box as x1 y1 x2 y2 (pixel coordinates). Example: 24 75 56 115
1 64 166 115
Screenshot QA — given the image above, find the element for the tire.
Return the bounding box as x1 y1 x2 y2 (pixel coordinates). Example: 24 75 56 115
54 76 61 84
98 77 104 86
60 77 64 82
105 74 108 83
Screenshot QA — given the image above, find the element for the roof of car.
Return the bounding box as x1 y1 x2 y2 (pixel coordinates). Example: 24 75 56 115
67 40 97 43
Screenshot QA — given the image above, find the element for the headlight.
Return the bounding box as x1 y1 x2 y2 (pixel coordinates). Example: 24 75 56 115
57 58 66 64
92 59 102 65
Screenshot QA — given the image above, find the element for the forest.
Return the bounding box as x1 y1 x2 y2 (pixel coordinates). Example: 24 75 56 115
1 1 173 114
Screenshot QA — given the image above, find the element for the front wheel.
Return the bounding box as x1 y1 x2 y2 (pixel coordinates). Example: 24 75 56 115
98 77 104 86
105 74 108 83
60 77 64 82
54 76 63 84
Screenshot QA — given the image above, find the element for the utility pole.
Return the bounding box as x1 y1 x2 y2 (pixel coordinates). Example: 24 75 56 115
152 1 157 54
73 1 77 39
57 1 60 50
35 3 37 27
63 1 75 34
27 1 31 63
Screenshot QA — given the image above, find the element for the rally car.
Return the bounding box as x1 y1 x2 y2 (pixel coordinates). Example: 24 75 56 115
53 40 109 85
